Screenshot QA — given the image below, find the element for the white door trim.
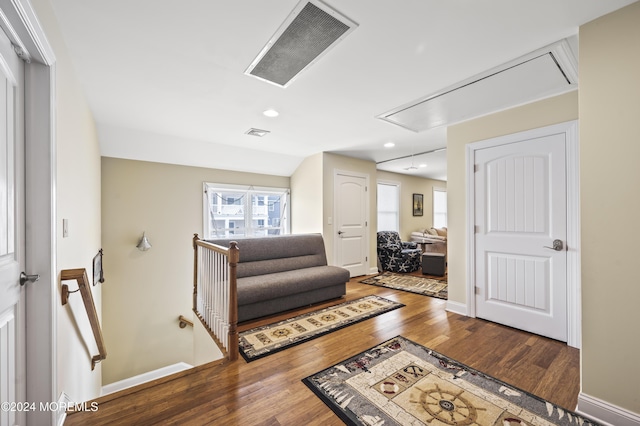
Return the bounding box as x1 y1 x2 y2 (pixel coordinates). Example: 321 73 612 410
2 1 58 424
465 120 580 348
333 169 370 275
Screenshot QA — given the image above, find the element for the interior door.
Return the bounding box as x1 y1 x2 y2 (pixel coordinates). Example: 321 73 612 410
474 132 567 341
335 172 368 277
0 26 26 426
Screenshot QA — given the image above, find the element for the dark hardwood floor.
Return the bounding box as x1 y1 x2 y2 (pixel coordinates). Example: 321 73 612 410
65 274 579 425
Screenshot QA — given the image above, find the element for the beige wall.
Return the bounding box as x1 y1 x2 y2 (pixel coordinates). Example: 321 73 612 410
31 0 104 403
193 318 222 366
376 170 447 241
580 2 640 414
446 91 578 304
291 153 324 234
101 157 289 384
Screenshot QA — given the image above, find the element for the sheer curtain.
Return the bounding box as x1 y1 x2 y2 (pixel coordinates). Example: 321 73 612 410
377 182 400 232
433 188 447 228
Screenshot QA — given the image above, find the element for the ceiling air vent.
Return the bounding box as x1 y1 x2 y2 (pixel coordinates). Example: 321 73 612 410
245 0 358 87
377 38 578 132
245 128 270 137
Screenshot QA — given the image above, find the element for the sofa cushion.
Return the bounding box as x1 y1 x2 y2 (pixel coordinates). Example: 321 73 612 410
434 227 447 237
208 234 329 278
237 265 350 305
237 254 326 278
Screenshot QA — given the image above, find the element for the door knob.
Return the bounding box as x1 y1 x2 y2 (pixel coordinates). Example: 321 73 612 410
20 272 40 286
543 239 564 251
338 230 344 235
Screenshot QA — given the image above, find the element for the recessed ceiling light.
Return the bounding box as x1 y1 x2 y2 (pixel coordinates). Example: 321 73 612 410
419 163 427 168
384 142 395 148
263 109 279 118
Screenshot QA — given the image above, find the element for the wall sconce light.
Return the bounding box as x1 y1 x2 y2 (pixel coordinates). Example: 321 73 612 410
136 232 152 251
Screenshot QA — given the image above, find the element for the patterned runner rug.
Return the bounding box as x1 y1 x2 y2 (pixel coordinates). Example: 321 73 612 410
360 272 447 299
238 295 404 362
303 336 599 426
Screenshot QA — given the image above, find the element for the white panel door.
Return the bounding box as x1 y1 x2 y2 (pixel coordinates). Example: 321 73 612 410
0 26 26 426
335 172 368 277
475 132 567 341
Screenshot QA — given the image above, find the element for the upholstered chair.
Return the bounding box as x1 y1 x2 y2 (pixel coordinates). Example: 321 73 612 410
376 231 422 273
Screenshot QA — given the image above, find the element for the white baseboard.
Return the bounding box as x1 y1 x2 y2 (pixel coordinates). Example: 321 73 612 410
56 392 73 426
445 300 467 316
101 362 193 396
577 392 640 426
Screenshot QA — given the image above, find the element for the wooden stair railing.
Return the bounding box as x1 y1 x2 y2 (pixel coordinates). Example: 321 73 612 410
192 234 239 361
61 268 107 370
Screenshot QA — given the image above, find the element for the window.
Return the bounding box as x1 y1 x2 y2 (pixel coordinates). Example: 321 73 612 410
377 181 400 232
433 187 447 228
203 183 290 238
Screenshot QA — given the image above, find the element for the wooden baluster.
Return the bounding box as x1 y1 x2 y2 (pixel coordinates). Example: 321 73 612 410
215 251 220 340
191 236 239 360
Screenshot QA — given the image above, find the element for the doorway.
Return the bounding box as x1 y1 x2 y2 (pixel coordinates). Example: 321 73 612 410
0 22 27 426
0 2 57 424
466 121 580 347
334 170 369 277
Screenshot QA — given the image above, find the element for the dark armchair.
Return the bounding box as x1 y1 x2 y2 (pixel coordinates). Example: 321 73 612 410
376 231 422 273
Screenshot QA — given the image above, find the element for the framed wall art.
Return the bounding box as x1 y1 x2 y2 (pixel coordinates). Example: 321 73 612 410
413 193 424 216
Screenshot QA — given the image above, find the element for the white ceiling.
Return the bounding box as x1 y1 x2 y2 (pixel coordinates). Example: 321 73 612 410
48 0 636 181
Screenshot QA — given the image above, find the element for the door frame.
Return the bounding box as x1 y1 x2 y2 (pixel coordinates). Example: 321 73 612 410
333 169 370 276
465 120 580 348
1 1 57 424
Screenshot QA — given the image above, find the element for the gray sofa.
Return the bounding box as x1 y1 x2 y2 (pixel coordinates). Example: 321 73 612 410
207 234 350 322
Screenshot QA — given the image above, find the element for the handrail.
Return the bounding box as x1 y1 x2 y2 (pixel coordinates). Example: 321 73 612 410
61 268 107 370
193 234 239 361
178 315 193 328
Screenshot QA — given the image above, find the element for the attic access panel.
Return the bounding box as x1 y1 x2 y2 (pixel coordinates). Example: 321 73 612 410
245 0 357 87
378 40 578 132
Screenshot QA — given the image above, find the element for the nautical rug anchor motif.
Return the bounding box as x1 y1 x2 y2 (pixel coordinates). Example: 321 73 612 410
238 295 404 362
303 336 600 426
360 272 448 300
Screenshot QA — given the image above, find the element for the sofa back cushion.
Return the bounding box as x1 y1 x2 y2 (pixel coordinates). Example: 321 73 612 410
207 233 329 278
377 231 402 247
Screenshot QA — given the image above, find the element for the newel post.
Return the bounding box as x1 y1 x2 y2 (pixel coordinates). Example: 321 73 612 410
228 241 239 361
192 234 200 312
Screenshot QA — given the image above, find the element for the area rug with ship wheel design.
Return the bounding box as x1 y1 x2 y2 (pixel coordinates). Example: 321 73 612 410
238 295 404 362
303 336 600 426
360 272 448 300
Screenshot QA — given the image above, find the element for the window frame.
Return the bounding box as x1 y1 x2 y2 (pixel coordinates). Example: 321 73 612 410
376 180 401 233
432 186 447 228
203 182 290 238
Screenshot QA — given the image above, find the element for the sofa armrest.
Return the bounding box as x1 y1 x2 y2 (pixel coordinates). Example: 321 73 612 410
378 243 400 254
